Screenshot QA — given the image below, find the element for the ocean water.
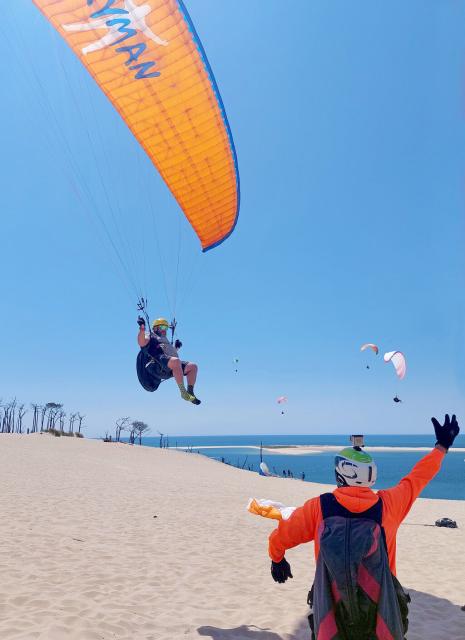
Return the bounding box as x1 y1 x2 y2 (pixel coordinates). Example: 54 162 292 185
136 434 465 501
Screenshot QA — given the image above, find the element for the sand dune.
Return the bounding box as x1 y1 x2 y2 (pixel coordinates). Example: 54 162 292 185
0 434 463 639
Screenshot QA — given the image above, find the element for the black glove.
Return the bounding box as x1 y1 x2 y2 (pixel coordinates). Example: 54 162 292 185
174 339 182 349
432 414 460 451
271 558 293 583
137 316 146 328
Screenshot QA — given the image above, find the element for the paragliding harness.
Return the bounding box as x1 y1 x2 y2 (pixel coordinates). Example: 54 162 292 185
307 493 410 640
136 298 177 392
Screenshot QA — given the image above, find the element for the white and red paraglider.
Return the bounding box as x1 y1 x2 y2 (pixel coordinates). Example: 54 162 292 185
277 396 288 415
360 343 379 355
384 351 407 403
383 351 406 380
360 343 379 369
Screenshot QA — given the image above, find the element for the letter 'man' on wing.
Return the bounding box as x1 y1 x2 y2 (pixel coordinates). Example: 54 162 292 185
32 0 239 251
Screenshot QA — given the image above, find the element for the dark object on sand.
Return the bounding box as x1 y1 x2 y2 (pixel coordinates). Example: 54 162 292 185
434 518 457 529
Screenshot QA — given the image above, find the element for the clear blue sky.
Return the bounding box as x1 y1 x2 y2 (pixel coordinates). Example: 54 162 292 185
1 1 464 437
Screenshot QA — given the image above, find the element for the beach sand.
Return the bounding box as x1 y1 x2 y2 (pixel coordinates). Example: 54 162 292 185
0 434 463 640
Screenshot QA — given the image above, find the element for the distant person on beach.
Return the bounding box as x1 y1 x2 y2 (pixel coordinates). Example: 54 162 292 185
137 317 201 404
267 414 460 639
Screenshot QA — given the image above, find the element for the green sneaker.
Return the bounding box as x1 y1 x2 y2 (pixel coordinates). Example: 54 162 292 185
180 388 196 402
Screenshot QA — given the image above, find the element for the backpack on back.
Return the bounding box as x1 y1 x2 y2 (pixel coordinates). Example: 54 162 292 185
308 493 410 640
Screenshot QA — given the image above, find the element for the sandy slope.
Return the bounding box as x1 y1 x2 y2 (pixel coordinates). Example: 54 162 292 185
0 434 463 639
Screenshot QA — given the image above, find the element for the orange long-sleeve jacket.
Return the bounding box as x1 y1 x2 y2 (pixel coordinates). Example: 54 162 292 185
269 447 445 575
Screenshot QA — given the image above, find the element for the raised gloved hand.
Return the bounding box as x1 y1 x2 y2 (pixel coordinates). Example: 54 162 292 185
175 339 182 349
137 316 146 328
271 557 293 583
432 414 460 451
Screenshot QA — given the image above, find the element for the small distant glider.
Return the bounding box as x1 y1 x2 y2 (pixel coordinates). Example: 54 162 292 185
277 396 288 415
360 343 379 355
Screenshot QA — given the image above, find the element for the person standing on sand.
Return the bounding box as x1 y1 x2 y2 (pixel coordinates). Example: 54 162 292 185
137 317 201 404
267 414 460 640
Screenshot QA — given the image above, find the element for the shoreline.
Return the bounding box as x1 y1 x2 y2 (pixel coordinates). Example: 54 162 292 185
174 444 465 455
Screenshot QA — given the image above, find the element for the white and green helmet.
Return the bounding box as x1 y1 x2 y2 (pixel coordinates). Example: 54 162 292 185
335 447 377 487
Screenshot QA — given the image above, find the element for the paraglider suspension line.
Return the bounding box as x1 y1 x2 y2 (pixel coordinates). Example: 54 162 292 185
170 317 177 345
137 297 153 336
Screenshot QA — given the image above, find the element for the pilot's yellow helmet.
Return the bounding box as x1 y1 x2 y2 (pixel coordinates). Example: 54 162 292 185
152 318 169 329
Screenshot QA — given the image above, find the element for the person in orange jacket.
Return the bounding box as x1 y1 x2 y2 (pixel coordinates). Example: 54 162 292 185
269 414 460 584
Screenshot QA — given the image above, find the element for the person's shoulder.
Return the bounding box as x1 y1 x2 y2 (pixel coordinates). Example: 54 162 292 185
302 495 321 510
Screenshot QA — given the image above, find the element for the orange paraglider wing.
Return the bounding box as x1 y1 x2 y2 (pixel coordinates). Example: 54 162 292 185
32 0 239 251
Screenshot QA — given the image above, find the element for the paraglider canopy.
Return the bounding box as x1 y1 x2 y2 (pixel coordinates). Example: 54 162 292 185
360 343 379 355
32 0 240 252
384 351 407 380
277 396 287 415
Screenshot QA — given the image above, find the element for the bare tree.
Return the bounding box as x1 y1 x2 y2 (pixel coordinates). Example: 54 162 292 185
132 421 150 445
39 404 49 432
0 401 5 434
11 399 17 434
0 402 5 434
30 404 40 433
68 412 78 434
76 414 85 435
1 403 9 434
16 404 27 434
58 410 66 432
1 399 17 433
9 399 17 434
115 416 130 442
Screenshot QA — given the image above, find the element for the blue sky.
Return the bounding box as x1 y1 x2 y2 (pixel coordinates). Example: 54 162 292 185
1 1 464 437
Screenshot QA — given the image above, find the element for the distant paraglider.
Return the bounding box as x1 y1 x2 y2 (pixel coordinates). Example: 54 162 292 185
360 343 379 369
360 343 379 355
384 351 407 380
277 396 288 415
384 351 406 405
233 357 239 373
